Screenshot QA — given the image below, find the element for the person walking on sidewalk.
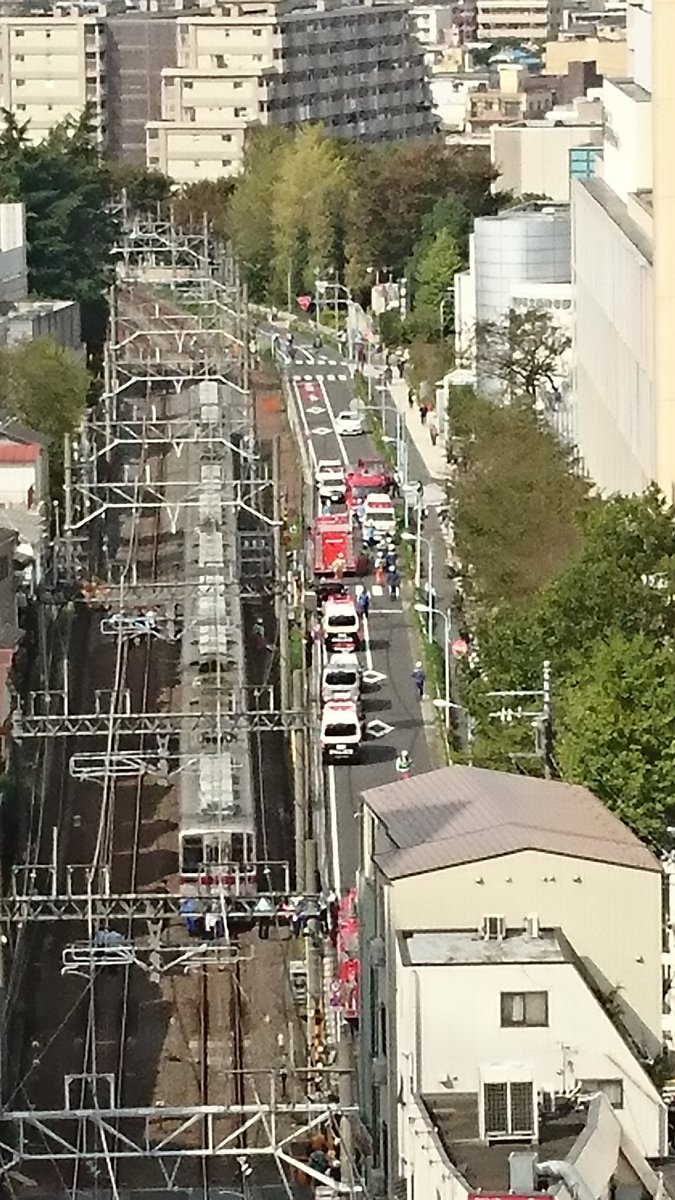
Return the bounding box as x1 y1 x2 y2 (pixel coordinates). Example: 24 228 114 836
429 421 439 447
412 661 426 699
408 390 415 410
419 404 428 426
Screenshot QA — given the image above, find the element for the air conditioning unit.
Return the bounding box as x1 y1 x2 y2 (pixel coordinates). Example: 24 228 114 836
482 1080 536 1142
524 913 540 938
482 914 505 940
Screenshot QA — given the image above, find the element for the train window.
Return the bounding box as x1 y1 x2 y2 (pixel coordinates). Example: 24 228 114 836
204 842 221 864
231 832 245 863
181 837 203 872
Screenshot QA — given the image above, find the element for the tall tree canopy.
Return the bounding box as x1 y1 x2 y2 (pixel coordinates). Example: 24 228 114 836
0 108 119 356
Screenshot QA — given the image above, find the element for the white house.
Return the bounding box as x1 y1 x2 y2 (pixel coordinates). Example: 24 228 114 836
358 767 665 1187
395 928 667 1170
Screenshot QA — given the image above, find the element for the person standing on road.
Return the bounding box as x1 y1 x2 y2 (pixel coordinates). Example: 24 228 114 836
412 662 426 699
387 564 400 599
356 588 370 618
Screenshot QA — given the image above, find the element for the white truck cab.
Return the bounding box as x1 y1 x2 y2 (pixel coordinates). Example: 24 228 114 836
362 493 397 536
316 459 346 503
321 652 361 703
322 595 361 652
320 699 363 762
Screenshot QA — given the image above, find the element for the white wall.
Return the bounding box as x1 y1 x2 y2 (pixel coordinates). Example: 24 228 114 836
0 203 27 303
388 849 663 1054
491 123 604 202
602 79 652 202
396 954 666 1158
0 463 39 508
572 177 654 494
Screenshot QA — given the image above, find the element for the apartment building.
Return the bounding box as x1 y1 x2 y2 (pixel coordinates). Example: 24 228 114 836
0 11 106 145
106 13 177 163
476 0 562 42
147 0 434 181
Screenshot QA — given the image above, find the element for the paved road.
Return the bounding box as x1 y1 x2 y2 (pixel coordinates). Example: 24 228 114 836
284 342 433 892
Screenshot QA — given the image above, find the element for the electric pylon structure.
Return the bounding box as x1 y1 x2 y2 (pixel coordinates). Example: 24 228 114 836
0 214 352 1195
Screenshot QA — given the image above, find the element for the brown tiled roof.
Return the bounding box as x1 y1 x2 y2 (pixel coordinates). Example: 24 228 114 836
363 766 659 880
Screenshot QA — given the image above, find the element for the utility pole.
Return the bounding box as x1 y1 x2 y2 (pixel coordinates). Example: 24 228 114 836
485 660 554 775
273 436 290 714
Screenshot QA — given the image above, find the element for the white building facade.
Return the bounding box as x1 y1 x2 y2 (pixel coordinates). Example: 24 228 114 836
0 12 106 145
570 0 659 495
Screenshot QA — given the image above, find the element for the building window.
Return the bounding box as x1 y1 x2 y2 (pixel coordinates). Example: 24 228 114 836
15 78 24 86
233 79 243 88
234 106 247 117
221 133 232 141
252 27 262 35
183 80 193 89
13 28 24 36
569 146 603 181
500 992 548 1027
579 1079 624 1109
221 158 231 166
148 155 159 166
13 54 24 61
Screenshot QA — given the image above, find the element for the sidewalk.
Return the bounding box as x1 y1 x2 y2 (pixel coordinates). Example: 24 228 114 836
387 376 450 482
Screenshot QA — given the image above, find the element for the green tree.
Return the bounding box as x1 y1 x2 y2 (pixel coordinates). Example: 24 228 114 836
476 307 571 402
413 227 462 324
108 162 173 212
407 192 472 284
556 633 675 845
271 125 346 302
451 391 588 607
174 178 235 239
344 141 497 292
470 488 675 689
0 337 90 445
228 127 294 300
0 108 119 357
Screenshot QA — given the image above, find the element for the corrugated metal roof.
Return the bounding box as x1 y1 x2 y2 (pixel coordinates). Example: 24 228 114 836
363 766 659 879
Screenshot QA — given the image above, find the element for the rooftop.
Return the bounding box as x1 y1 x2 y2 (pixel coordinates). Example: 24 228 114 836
577 175 652 264
423 1092 586 1191
363 764 659 880
0 443 40 464
400 927 567 966
610 77 650 102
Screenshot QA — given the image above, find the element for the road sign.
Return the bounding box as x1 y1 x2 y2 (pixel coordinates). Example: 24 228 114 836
451 638 469 659
297 294 313 312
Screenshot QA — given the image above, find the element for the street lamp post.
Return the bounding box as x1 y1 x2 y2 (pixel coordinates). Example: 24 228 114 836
402 529 433 629
439 289 454 336
415 602 451 730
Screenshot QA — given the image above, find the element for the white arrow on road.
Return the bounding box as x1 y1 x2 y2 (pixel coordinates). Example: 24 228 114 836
310 426 333 436
306 406 325 415
367 719 395 739
362 669 387 685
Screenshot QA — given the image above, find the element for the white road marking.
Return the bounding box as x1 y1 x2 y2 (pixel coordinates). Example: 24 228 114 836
362 612 374 671
293 374 303 381
328 765 342 894
367 719 395 738
362 668 387 684
372 585 384 596
315 376 349 468
291 379 318 473
304 374 313 381
337 374 348 382
311 426 333 436
368 608 403 615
